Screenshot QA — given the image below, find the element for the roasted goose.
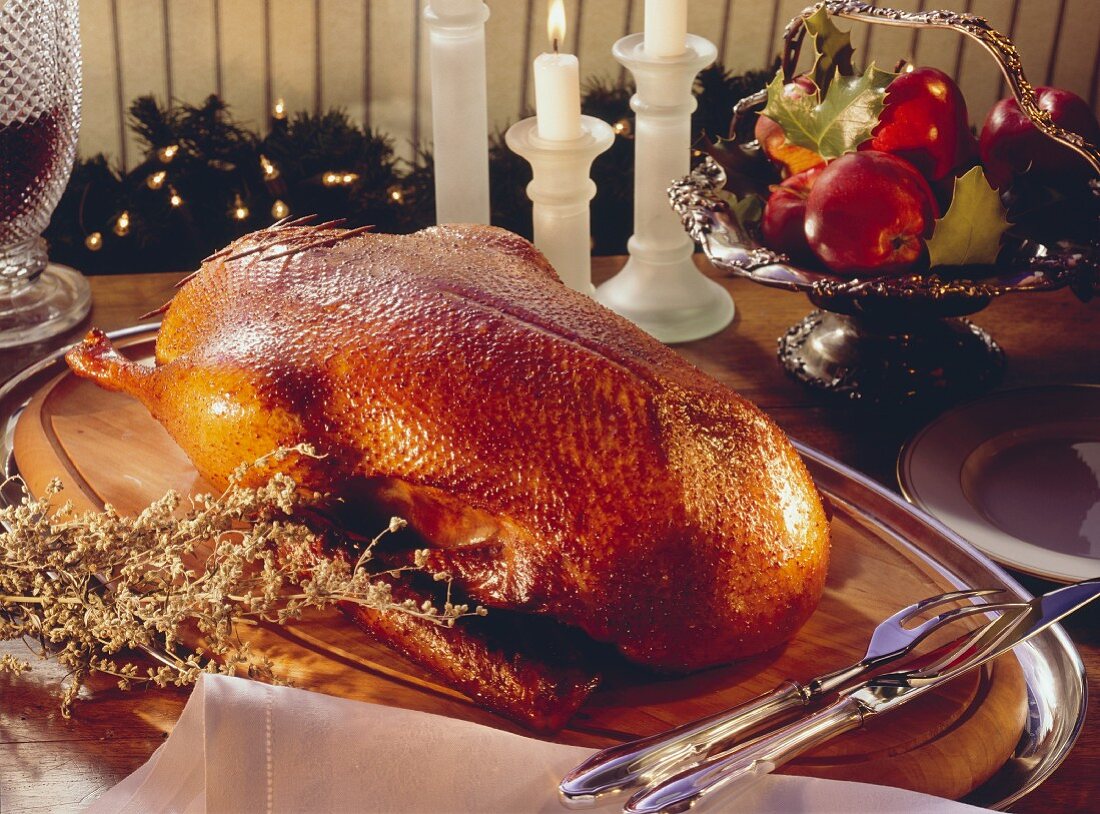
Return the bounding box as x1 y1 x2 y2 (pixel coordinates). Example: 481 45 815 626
66 220 830 729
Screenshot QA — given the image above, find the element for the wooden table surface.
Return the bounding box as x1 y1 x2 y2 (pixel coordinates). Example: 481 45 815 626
1 256 1098 812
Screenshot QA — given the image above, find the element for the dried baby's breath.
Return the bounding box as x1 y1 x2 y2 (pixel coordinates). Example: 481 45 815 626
0 445 485 716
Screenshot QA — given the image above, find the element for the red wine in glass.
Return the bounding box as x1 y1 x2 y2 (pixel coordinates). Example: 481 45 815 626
0 108 64 245
0 0 87 346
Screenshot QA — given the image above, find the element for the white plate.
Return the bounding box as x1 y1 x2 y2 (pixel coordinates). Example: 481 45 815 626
899 385 1100 583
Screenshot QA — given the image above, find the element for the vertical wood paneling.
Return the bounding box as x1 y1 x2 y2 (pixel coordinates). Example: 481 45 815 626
954 0 1013 126
717 0 733 63
483 0 533 131
1003 0 1059 95
168 0 218 105
364 1 372 127
370 0 416 156
269 0 318 118
216 0 266 133
773 0 815 70
319 0 367 128
996 0 1022 98
1050 0 1100 99
722 1 773 72
414 0 427 150
116 0 170 166
861 0 921 72
72 0 1100 163
688 1 728 58
162 0 174 102
911 28 962 88
577 0 627 87
1092 34 1100 108
78 0 123 162
213 0 224 97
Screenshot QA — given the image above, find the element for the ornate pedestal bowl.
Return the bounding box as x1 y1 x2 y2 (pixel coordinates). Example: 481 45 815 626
673 157 1096 405
669 1 1100 406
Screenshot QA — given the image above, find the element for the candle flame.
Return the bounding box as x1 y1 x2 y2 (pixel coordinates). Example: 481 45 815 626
547 0 566 52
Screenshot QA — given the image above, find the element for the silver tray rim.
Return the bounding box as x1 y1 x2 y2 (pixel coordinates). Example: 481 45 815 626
0 324 1087 810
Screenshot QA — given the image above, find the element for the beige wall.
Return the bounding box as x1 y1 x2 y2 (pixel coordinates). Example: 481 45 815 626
79 0 1100 168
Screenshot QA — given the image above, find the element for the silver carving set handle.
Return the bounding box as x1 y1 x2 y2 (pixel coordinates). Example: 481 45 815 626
623 696 866 814
558 681 809 807
782 1 1100 177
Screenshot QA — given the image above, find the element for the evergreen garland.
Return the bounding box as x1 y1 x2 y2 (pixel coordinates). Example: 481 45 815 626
45 63 774 274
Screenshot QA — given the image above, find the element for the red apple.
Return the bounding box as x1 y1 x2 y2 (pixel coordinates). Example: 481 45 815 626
761 166 824 264
756 77 825 177
862 67 977 182
979 86 1100 189
804 151 939 277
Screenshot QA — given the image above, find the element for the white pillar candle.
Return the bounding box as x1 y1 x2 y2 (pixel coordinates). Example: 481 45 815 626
533 0 582 142
424 0 491 224
644 0 688 58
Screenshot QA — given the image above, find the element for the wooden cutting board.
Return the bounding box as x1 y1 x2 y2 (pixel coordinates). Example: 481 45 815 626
12 330 1027 801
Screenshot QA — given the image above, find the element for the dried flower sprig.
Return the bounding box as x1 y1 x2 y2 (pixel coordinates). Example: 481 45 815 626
0 445 485 716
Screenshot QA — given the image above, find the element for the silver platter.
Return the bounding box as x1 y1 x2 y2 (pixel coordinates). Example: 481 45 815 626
0 325 1088 809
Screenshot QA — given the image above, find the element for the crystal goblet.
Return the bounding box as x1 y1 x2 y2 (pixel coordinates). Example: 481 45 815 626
0 0 89 349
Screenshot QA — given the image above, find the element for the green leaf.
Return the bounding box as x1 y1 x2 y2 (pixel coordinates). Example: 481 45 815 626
804 6 855 93
717 190 765 228
762 64 894 160
927 166 1013 267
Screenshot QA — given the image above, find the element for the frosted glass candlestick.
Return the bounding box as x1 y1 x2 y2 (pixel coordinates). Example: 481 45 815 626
505 117 613 294
424 0 490 224
595 33 734 343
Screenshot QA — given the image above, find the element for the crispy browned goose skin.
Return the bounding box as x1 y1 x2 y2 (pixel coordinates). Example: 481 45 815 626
344 576 600 732
66 222 830 706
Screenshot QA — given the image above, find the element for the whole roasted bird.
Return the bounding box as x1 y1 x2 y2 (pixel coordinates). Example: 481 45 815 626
67 220 830 730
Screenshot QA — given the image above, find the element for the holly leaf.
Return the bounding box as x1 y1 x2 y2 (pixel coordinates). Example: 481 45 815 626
717 190 765 228
762 64 894 160
927 166 1012 268
804 6 854 93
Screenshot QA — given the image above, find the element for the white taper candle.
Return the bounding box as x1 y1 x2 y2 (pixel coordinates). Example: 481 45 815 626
533 0 582 142
644 0 688 58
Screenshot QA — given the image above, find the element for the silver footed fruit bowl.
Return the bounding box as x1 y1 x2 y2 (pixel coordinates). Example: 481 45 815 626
671 1 1100 407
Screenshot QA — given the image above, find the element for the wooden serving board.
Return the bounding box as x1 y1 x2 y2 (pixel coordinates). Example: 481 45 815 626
12 331 1028 801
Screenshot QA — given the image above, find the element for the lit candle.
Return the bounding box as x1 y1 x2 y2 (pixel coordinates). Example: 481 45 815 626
533 0 582 141
506 0 613 293
644 0 688 58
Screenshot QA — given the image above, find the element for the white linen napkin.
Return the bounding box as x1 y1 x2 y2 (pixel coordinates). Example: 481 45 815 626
87 673 990 814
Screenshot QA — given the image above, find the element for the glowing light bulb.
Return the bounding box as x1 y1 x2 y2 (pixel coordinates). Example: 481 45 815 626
271 199 290 218
272 98 287 120
260 154 280 180
113 211 131 237
231 194 250 221
168 188 183 208
147 170 167 190
322 171 359 187
84 231 103 251
158 144 179 163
